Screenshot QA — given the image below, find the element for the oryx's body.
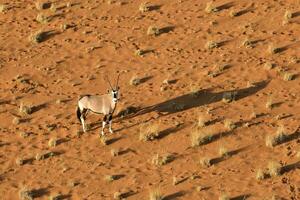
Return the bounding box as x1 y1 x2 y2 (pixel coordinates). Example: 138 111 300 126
76 75 120 136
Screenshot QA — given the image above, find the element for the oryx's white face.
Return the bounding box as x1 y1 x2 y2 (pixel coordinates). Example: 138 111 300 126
111 87 120 103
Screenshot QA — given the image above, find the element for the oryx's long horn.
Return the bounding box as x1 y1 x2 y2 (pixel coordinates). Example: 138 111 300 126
105 76 113 90
115 73 121 88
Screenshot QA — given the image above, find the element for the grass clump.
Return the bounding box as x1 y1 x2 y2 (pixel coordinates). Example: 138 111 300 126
219 146 229 157
49 194 62 200
268 161 282 177
205 1 218 13
48 138 58 147
130 76 141 86
139 2 150 12
268 44 281 54
256 169 266 180
191 128 212 147
29 30 47 43
16 157 25 166
147 26 160 36
219 193 230 200
206 41 219 49
36 13 49 23
199 157 212 168
139 123 160 141
35 151 54 161
0 4 8 13
242 38 254 48
265 97 273 109
19 187 33 200
264 62 275 70
149 189 163 200
100 135 108 145
284 10 293 20
19 102 32 115
104 175 117 182
222 91 237 103
197 115 208 128
110 148 119 157
282 72 295 81
224 119 236 131
152 153 173 166
266 126 286 148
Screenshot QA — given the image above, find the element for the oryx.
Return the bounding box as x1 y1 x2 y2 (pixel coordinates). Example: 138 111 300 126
76 74 120 136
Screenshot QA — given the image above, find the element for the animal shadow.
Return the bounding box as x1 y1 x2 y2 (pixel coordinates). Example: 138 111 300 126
133 80 269 117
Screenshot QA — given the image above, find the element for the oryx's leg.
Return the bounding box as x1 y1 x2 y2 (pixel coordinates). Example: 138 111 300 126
101 115 108 136
80 109 88 132
108 114 113 133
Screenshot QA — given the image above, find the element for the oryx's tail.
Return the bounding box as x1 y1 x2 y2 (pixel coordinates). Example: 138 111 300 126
76 106 81 123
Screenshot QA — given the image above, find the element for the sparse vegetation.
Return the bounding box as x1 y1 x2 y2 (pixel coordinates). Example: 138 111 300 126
205 1 218 13
19 187 33 200
16 157 25 166
29 30 47 43
199 157 212 167
100 135 108 145
111 148 120 157
36 13 49 23
264 62 275 70
284 10 293 21
139 123 160 141
219 193 230 200
104 174 117 182
49 194 62 200
224 119 236 130
48 138 58 147
152 153 173 166
149 189 163 200
191 127 212 147
268 44 281 54
283 72 295 81
242 38 254 48
130 76 142 86
206 41 219 49
139 2 150 12
219 146 229 157
0 4 7 13
266 126 286 148
35 151 54 161
229 10 238 17
256 169 266 180
265 97 273 109
147 26 160 36
19 102 32 115
268 161 282 177
222 91 237 103
198 115 208 128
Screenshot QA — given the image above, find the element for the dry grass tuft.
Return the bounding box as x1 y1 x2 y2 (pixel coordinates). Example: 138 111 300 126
222 91 237 103
265 97 273 109
130 76 142 86
100 135 108 145
36 13 49 23
13 117 21 125
224 119 236 131
219 193 230 200
229 10 238 17
264 62 275 70
256 169 266 180
242 38 254 48
191 128 212 147
199 157 212 168
16 157 25 166
139 2 150 12
147 26 160 36
29 30 47 43
104 175 117 182
19 187 33 200
48 138 58 147
268 161 282 177
284 10 293 20
219 145 229 157
149 189 163 200
152 153 173 166
19 102 32 115
49 194 62 200
266 126 286 148
35 151 54 161
205 1 218 13
282 72 295 81
110 148 120 157
139 123 160 141
197 115 208 128
206 41 219 49
268 44 281 54
0 4 8 13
